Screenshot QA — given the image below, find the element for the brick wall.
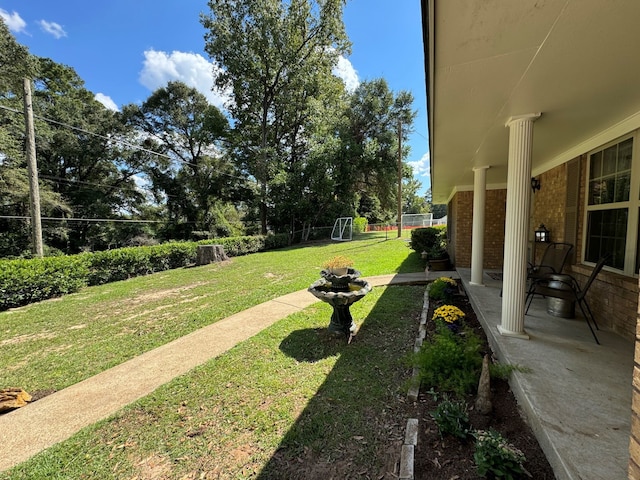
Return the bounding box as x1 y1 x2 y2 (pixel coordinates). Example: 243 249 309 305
570 264 639 337
629 284 640 479
451 191 473 268
532 164 567 262
449 189 506 269
485 189 507 268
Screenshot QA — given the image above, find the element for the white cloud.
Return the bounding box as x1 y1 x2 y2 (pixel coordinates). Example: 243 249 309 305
333 55 359 93
38 20 66 39
408 151 431 177
0 9 27 33
139 50 230 110
95 93 119 112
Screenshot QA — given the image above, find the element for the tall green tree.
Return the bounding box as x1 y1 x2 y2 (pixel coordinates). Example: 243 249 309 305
31 57 147 252
335 79 416 224
202 0 350 234
425 188 447 219
0 19 36 160
123 81 244 238
402 175 429 214
0 23 75 255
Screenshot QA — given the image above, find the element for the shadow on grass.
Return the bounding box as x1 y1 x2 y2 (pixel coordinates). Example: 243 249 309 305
279 328 347 362
257 257 425 479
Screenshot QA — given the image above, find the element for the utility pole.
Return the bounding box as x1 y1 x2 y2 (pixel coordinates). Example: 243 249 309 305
397 120 402 238
23 77 43 257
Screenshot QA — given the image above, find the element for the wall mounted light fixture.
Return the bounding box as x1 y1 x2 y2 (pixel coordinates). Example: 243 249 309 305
531 177 541 193
534 224 550 243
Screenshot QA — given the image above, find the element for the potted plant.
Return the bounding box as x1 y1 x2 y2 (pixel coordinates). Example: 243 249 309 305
322 255 355 276
410 226 451 270
427 229 450 271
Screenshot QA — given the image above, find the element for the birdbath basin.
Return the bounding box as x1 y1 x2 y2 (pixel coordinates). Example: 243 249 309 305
308 268 372 341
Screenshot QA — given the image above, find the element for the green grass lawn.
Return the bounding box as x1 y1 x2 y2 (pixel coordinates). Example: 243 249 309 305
1 232 421 392
0 232 425 479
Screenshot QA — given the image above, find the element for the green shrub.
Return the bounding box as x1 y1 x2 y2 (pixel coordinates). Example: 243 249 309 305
0 234 285 310
203 236 263 256
431 396 470 439
428 277 458 302
86 247 151 285
0 255 89 310
410 226 447 254
264 233 289 250
416 322 483 396
353 217 368 234
474 429 526 479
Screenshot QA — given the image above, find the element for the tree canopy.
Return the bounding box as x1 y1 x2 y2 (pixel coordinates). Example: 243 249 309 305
0 4 427 257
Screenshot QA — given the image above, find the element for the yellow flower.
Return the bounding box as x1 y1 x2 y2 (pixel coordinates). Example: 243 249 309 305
433 304 465 324
436 277 457 287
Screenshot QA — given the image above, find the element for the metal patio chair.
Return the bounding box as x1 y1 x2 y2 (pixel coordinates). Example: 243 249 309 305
528 242 574 283
522 242 573 301
500 242 573 298
525 254 611 344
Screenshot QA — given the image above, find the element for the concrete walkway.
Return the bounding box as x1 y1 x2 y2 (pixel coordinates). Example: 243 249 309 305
0 272 427 473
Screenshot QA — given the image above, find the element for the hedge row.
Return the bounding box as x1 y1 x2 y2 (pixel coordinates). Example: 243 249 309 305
0 233 289 311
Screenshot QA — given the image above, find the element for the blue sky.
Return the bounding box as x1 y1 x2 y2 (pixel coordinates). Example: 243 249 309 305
0 0 430 194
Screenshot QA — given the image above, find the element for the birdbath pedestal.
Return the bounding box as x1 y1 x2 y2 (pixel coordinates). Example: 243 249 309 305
308 268 372 342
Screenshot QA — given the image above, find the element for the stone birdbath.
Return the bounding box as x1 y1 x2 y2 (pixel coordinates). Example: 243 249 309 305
308 268 372 343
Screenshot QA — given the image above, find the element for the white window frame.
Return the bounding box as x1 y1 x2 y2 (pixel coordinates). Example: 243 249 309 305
582 132 640 276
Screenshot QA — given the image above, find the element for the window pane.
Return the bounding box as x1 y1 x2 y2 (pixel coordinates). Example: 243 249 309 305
615 172 631 202
589 180 597 205
612 239 626 270
585 211 601 263
585 208 627 269
601 211 616 236
602 176 615 204
603 145 617 175
619 138 633 171
637 208 640 274
589 151 602 180
616 209 629 237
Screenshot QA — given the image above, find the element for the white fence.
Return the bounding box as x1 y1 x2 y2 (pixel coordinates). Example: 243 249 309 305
401 214 447 228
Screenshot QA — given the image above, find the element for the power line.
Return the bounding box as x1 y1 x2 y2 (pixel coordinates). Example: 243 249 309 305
0 103 172 160
0 103 252 182
0 215 193 224
39 174 183 199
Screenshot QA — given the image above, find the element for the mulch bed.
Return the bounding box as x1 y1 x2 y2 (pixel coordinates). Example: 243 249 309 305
413 289 556 479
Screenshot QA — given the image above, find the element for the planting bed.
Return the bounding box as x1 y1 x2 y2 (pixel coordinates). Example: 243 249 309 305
413 289 556 479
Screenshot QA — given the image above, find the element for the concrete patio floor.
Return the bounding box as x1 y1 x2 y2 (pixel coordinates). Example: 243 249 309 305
446 267 634 480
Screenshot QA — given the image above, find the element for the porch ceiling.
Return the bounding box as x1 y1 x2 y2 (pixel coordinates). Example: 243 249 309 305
423 0 640 203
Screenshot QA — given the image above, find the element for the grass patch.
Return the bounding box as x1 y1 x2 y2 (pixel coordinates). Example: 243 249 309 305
2 285 424 479
0 232 422 392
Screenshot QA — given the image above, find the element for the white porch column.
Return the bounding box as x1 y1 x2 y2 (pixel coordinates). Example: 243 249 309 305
470 166 490 286
499 113 540 339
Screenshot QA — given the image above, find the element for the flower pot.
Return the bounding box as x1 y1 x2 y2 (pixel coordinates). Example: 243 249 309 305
329 267 349 276
429 258 450 271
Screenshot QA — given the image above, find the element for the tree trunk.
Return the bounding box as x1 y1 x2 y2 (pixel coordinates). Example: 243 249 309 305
196 244 228 266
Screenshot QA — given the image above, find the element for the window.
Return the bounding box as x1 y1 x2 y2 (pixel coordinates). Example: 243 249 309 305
584 135 640 275
637 207 640 274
